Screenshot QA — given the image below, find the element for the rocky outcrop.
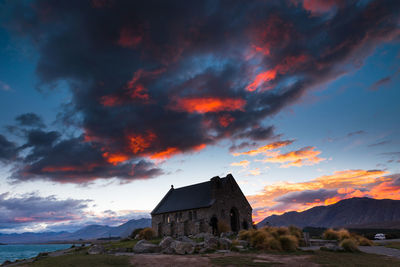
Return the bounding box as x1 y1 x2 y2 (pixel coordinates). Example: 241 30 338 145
171 240 195 255
133 240 160 253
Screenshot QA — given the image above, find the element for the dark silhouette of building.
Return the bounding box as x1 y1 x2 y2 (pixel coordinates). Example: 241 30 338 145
151 174 252 237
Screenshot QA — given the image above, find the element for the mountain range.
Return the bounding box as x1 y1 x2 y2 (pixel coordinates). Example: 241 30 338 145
258 197 400 228
0 218 151 244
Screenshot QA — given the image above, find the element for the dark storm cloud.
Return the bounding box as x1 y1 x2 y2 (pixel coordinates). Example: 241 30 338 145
3 0 399 183
15 113 45 128
0 134 18 162
0 192 90 229
274 189 339 204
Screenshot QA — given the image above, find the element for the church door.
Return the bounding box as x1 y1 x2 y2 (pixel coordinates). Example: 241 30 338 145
158 223 163 237
230 207 239 232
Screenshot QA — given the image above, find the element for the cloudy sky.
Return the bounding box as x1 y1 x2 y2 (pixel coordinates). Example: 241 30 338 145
0 0 399 233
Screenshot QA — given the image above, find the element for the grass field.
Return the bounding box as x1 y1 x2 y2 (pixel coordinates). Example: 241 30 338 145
23 245 400 266
29 254 131 267
384 241 400 250
311 251 400 267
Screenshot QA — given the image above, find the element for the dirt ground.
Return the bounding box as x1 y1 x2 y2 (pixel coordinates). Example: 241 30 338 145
129 252 319 267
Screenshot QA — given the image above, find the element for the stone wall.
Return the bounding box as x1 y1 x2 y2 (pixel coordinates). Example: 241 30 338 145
152 207 213 237
208 175 253 232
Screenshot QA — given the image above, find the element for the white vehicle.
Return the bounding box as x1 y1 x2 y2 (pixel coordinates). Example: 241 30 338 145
374 233 386 240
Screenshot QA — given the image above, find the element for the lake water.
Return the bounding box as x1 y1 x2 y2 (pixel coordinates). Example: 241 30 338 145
0 244 72 264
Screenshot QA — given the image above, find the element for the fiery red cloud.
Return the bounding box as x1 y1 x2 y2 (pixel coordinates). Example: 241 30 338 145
128 131 157 154
170 97 246 114
247 54 308 92
102 152 130 165
248 170 400 222
4 0 398 184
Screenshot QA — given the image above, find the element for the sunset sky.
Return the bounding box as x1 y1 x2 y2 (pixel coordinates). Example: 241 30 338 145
0 0 399 233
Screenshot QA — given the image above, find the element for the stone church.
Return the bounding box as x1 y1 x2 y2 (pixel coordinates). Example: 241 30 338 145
151 174 252 237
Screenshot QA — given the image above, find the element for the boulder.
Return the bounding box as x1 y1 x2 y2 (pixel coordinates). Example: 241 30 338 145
220 232 234 238
238 240 249 247
171 240 195 255
88 244 105 255
204 236 219 250
194 232 213 240
160 236 175 254
133 240 160 253
218 237 232 249
177 236 194 243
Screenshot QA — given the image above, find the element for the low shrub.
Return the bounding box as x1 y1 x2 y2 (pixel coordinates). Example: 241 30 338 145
277 227 290 236
238 229 252 241
289 225 302 240
218 221 230 234
323 228 340 240
340 238 359 252
130 228 144 239
239 226 300 252
251 230 269 249
138 227 155 240
337 229 350 240
264 236 282 251
279 235 298 252
351 234 373 246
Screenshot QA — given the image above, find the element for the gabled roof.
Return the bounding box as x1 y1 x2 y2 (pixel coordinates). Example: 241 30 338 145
151 178 227 215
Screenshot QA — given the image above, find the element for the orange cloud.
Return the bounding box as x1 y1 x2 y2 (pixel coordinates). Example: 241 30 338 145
247 169 398 223
246 54 307 91
102 152 129 165
249 168 261 176
128 131 157 154
246 69 277 92
261 146 325 167
230 160 250 167
233 140 294 156
150 147 179 160
171 97 246 114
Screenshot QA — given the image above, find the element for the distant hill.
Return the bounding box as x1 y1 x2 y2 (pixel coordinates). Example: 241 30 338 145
257 197 400 229
0 218 151 244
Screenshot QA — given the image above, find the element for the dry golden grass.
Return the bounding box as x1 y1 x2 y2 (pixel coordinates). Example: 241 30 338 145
238 226 300 252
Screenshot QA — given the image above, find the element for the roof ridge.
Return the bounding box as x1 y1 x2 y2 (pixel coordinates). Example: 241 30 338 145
173 176 228 191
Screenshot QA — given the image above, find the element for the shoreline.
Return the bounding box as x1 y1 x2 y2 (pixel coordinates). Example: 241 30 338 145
0 244 75 266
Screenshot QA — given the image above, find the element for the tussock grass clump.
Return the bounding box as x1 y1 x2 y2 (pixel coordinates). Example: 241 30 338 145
238 226 300 252
351 233 373 246
138 227 155 240
323 228 340 240
238 229 253 241
289 225 302 239
279 235 298 252
337 229 350 240
323 228 350 241
340 238 360 252
323 228 372 248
